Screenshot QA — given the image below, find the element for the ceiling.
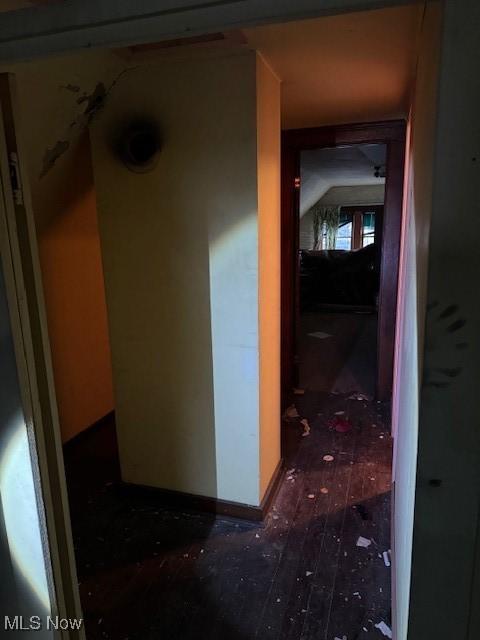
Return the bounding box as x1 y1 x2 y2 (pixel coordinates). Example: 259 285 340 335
244 5 423 129
300 144 386 215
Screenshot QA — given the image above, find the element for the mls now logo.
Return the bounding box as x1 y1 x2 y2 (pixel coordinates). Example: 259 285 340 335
4 616 83 631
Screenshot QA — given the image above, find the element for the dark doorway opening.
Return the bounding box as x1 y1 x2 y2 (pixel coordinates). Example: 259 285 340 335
281 121 406 406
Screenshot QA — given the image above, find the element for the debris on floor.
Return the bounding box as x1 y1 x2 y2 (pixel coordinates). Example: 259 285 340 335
334 410 345 415
348 392 371 401
374 621 392 638
67 375 392 640
308 331 332 339
293 388 305 395
383 551 391 567
329 416 352 433
334 636 347 640
320 487 329 494
356 536 372 549
301 418 311 436
284 404 300 420
286 467 297 481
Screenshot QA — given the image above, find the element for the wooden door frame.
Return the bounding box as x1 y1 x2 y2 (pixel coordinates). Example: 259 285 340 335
281 120 406 404
0 73 84 639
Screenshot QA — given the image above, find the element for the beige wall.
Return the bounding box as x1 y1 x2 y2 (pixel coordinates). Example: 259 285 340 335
36 134 114 442
6 51 121 441
257 55 281 499
90 51 281 505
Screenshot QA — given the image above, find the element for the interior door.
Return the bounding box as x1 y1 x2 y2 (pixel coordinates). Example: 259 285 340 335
0 73 84 638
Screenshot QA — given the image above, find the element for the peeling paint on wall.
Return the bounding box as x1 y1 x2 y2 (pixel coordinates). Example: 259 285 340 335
77 82 107 122
40 68 137 178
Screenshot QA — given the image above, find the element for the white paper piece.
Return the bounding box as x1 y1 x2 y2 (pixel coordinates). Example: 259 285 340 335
348 393 371 401
284 405 299 419
383 551 391 567
301 418 311 436
323 455 334 462
308 331 332 339
375 622 392 638
356 536 372 548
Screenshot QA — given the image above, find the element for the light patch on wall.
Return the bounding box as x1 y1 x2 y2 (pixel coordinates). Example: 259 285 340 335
0 411 51 611
208 210 260 505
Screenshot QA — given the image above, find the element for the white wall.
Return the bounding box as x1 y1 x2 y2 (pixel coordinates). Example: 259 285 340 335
90 51 281 506
407 1 480 638
391 4 442 639
0 257 53 637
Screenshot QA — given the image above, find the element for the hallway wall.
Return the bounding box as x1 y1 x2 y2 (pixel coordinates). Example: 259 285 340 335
391 3 442 639
257 54 281 499
90 51 281 506
407 1 480 638
4 50 121 441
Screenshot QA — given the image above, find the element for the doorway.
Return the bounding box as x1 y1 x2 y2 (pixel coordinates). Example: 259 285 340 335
279 121 405 640
297 143 386 398
281 122 405 406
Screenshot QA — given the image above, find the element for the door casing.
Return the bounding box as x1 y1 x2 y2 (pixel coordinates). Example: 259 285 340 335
281 120 406 405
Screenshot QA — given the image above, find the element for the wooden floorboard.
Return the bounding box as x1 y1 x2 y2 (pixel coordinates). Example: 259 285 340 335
64 390 392 640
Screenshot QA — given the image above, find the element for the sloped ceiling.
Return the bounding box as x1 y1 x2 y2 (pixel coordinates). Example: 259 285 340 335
300 144 386 215
244 4 423 129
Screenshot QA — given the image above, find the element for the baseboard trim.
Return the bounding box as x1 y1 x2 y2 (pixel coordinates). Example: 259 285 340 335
260 457 285 515
64 412 285 522
122 458 285 522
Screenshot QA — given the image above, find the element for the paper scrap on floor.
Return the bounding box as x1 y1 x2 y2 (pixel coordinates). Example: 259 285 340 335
301 418 311 436
356 536 372 548
308 331 332 339
375 622 392 638
348 392 371 401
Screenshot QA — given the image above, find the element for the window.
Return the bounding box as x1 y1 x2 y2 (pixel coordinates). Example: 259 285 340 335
320 210 353 250
362 212 376 247
337 207 380 250
318 207 381 250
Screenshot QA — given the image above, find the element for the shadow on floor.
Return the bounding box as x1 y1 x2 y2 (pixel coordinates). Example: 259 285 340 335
64 392 392 640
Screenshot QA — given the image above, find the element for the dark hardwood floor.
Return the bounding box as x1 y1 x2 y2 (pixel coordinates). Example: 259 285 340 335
64 392 392 640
